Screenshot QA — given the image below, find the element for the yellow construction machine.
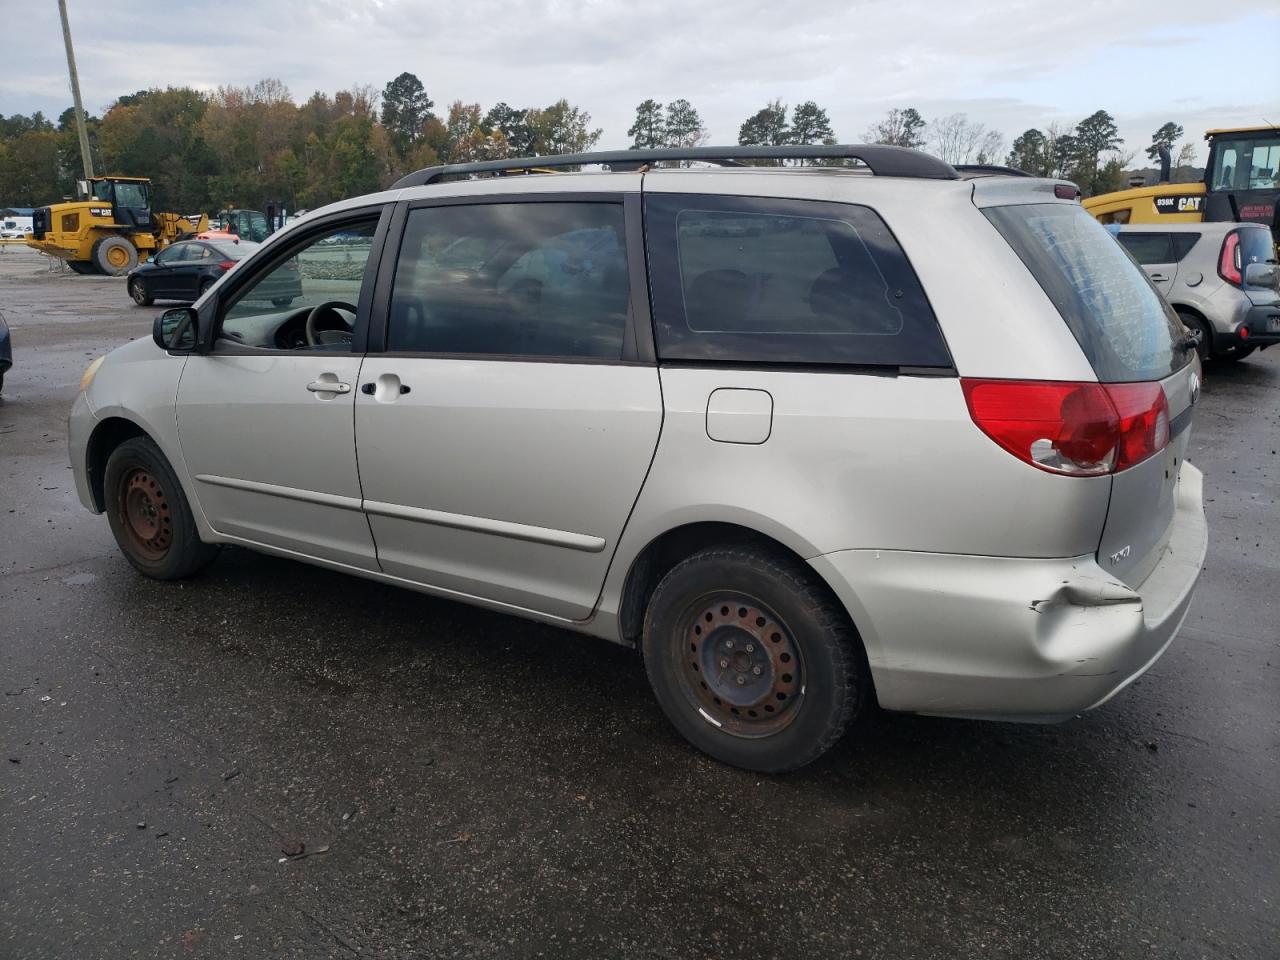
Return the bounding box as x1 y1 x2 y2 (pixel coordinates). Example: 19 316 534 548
1084 125 1279 238
26 176 208 275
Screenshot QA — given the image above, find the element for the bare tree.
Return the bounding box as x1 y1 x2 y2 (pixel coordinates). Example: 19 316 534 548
1174 142 1197 182
928 113 986 164
975 130 1004 165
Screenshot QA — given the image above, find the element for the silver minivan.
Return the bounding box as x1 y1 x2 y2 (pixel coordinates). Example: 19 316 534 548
69 145 1207 771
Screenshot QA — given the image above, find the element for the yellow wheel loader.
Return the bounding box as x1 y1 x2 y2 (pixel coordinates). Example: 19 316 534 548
26 176 208 275
1084 126 1279 240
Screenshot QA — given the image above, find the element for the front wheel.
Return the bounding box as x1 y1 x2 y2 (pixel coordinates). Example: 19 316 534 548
128 278 153 306
642 545 868 772
104 436 219 579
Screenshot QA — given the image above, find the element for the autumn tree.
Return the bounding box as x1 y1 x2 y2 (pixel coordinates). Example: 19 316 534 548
527 100 601 156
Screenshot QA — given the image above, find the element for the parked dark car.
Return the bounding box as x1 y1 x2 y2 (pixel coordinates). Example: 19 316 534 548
126 239 300 307
0 309 11 394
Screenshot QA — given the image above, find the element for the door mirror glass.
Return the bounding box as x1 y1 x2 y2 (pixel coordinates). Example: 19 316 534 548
1243 262 1279 290
154 307 198 352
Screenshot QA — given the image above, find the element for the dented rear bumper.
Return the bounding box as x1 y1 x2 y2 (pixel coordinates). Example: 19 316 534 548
809 463 1207 720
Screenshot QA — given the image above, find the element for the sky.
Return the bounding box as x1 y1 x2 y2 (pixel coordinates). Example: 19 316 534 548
1 0 1277 165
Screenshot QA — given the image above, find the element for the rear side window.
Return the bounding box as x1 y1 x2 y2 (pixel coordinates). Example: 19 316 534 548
985 203 1187 383
644 195 951 368
1170 233 1201 261
388 202 629 359
1116 233 1172 265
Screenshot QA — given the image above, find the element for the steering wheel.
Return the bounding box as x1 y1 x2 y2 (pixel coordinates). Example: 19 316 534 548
304 301 357 347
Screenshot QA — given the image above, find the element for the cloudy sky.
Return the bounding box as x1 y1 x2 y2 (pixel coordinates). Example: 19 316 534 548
3 0 1278 164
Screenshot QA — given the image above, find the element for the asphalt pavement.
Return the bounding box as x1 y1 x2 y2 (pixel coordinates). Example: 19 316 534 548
1 246 1276 959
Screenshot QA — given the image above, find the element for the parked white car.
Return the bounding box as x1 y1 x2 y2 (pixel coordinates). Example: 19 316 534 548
68 145 1207 771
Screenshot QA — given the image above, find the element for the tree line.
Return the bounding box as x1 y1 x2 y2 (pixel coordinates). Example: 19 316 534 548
0 72 1198 211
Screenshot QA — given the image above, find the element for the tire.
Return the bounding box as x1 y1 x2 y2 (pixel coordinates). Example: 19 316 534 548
128 277 153 306
1177 310 1212 363
641 545 868 772
103 436 219 580
68 261 98 275
199 278 215 298
272 297 295 307
92 235 139 276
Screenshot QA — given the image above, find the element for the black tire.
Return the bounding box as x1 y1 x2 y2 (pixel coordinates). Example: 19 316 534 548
272 297 295 307
68 261 98 275
198 278 215 298
104 436 218 580
92 235 139 276
128 277 153 306
641 545 868 772
1178 310 1212 362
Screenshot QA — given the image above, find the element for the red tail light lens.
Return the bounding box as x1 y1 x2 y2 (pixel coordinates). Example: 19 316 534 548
1218 230 1242 286
962 379 1170 476
217 260 236 271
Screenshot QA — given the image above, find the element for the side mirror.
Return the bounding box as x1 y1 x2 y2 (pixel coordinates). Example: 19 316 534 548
1243 262 1279 290
153 307 198 352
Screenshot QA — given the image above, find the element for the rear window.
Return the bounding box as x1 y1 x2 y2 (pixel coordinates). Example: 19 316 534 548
644 194 951 368
209 240 258 260
1237 226 1275 267
985 203 1188 383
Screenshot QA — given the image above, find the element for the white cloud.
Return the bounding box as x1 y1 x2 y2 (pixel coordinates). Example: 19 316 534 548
2 0 1276 161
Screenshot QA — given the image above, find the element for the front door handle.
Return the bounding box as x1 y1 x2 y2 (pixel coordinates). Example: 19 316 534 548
307 379 351 394
1148 273 1169 281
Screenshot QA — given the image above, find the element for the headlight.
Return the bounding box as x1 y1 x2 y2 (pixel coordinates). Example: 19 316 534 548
79 356 105 392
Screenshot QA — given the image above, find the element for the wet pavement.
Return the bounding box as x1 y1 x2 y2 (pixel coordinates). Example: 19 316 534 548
1 246 1276 959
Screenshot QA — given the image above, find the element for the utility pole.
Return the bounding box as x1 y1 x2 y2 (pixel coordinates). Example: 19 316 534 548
57 0 95 181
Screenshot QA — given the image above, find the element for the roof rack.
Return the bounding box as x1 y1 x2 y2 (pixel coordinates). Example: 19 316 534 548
390 144 960 189
954 164 1034 179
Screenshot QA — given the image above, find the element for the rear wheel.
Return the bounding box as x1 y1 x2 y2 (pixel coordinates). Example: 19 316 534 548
198 278 215 298
128 277 153 306
104 437 218 579
642 545 868 772
92 236 139 276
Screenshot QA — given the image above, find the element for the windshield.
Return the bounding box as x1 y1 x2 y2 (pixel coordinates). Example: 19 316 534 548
985 203 1188 383
1211 136 1280 191
113 182 149 208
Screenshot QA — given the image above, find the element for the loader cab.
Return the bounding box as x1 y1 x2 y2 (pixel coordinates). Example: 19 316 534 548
216 208 270 243
1204 128 1280 233
79 177 153 230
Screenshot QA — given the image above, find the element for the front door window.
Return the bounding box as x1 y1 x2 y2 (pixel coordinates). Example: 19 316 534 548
217 220 378 351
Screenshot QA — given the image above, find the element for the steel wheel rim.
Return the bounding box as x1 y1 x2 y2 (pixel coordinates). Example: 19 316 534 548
676 592 804 738
107 245 129 268
118 468 173 561
129 280 145 303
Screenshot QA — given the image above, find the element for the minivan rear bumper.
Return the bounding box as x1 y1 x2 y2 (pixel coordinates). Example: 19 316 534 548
810 463 1207 720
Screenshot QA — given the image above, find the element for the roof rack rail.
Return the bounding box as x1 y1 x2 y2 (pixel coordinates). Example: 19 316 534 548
390 144 960 189
954 164 1034 178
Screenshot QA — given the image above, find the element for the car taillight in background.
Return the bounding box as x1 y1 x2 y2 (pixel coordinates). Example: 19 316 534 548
962 379 1170 477
1218 230 1242 286
218 260 236 271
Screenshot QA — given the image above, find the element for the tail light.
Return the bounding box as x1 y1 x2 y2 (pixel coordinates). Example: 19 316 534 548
217 260 236 271
962 379 1170 476
1218 230 1242 286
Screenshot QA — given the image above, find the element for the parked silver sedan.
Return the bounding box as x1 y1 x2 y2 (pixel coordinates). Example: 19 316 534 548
68 145 1208 771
